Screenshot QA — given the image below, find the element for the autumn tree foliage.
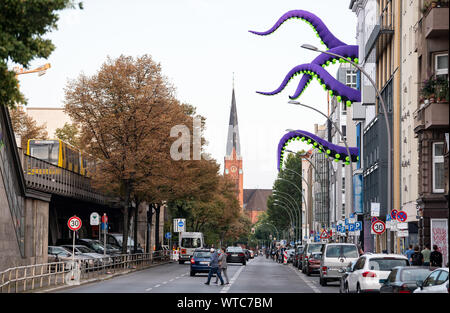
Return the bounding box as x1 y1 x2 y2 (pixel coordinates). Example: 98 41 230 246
64 54 190 253
54 122 80 147
9 106 48 149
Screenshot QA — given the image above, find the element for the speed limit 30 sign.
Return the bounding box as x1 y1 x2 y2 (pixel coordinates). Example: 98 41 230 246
68 216 82 231
372 220 386 235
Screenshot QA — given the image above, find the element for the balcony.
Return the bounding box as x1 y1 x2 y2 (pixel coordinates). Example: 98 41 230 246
423 6 449 38
364 9 394 60
414 101 449 132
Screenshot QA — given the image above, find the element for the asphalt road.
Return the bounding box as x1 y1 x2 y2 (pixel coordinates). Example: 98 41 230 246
54 255 339 293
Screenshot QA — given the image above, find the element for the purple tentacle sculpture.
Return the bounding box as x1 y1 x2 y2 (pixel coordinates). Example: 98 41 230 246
277 130 359 171
250 10 361 106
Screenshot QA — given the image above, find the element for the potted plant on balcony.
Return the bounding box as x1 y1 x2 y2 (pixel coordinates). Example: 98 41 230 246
435 76 449 103
420 77 436 103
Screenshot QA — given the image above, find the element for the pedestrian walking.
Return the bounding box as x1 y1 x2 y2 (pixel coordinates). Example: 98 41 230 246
404 244 415 263
411 246 424 266
205 248 224 285
215 248 229 284
430 245 443 268
421 244 431 266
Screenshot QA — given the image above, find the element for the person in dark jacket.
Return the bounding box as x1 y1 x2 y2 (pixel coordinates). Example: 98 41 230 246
205 248 224 285
411 246 424 266
430 245 443 267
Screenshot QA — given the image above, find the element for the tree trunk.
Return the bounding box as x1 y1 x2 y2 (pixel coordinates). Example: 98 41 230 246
154 203 161 251
133 200 139 253
146 206 153 253
121 181 132 255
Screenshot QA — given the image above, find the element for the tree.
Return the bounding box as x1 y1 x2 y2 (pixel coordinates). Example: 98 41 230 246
54 122 80 147
9 106 48 149
64 54 189 254
0 0 82 109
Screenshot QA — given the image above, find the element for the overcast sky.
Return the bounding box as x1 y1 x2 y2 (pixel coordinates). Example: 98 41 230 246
16 0 356 189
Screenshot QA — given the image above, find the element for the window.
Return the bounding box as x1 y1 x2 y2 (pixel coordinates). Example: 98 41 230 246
342 125 347 141
354 257 366 270
435 54 448 78
432 142 445 193
423 270 441 287
346 70 357 89
436 271 448 285
341 102 347 115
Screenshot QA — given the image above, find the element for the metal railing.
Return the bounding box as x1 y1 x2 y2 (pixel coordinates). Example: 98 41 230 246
22 153 115 204
0 250 171 293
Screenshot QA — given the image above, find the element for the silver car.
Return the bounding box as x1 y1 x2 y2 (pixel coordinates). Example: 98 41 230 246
319 243 360 286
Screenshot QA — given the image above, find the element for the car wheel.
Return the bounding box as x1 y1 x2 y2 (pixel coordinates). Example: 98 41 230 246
243 261 246 266
190 271 195 276
179 260 185 264
320 276 327 286
306 266 311 276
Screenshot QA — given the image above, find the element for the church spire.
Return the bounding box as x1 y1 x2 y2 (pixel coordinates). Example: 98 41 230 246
226 81 241 158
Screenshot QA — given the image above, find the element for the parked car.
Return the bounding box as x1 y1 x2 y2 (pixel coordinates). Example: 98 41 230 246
346 253 410 293
106 233 144 254
243 249 251 261
413 267 449 293
339 260 357 293
293 246 304 268
249 250 255 259
61 245 112 265
301 243 325 273
319 243 360 286
379 266 433 293
226 246 246 265
305 252 322 276
190 249 212 276
48 246 95 267
78 238 121 256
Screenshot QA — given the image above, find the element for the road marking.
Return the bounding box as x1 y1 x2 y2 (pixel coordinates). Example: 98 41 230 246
176 277 180 279
162 281 167 284
220 264 246 293
288 265 321 293
169 279 174 282
154 284 161 288
145 287 152 291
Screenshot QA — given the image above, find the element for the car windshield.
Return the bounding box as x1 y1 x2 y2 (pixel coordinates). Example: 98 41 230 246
369 258 409 271
181 238 201 248
400 269 432 282
326 245 359 258
76 246 95 253
194 252 211 258
92 240 117 250
308 244 323 253
311 253 322 259
51 247 71 256
227 247 243 253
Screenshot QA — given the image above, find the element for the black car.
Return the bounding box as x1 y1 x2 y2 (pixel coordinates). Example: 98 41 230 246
78 238 121 256
380 266 433 293
226 246 246 265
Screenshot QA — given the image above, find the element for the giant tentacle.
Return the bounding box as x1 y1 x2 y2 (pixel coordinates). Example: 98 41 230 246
277 130 359 171
249 10 347 49
290 45 359 99
257 63 361 104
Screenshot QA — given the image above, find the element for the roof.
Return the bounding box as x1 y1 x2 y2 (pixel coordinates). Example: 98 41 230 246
225 88 241 157
243 189 272 212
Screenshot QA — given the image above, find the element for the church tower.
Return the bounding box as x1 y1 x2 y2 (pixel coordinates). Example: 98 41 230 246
224 84 243 209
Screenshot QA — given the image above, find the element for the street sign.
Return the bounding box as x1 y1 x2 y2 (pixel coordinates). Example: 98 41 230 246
397 230 409 237
349 218 356 224
345 218 349 225
165 232 171 239
391 209 398 220
372 220 386 235
350 213 355 218
371 203 380 217
396 211 407 222
68 216 82 231
371 216 378 223
355 221 362 231
349 224 355 232
386 214 391 222
320 230 329 239
391 220 398 231
397 222 408 230
90 212 100 226
314 235 320 242
173 218 186 232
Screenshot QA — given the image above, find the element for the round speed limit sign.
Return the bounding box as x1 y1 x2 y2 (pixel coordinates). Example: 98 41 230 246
372 220 386 235
68 216 82 231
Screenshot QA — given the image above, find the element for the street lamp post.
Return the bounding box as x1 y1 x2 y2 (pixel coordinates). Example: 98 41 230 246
273 196 299 242
273 200 296 242
301 43 393 252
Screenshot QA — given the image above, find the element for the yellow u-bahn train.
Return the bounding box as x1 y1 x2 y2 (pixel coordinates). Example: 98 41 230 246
27 139 96 176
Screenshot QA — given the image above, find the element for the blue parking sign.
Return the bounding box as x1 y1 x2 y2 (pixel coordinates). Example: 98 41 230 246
345 218 349 225
349 224 355 231
355 221 362 231
315 235 320 242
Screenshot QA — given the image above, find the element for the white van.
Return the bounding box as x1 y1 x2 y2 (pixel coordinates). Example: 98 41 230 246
319 243 360 286
178 232 204 264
